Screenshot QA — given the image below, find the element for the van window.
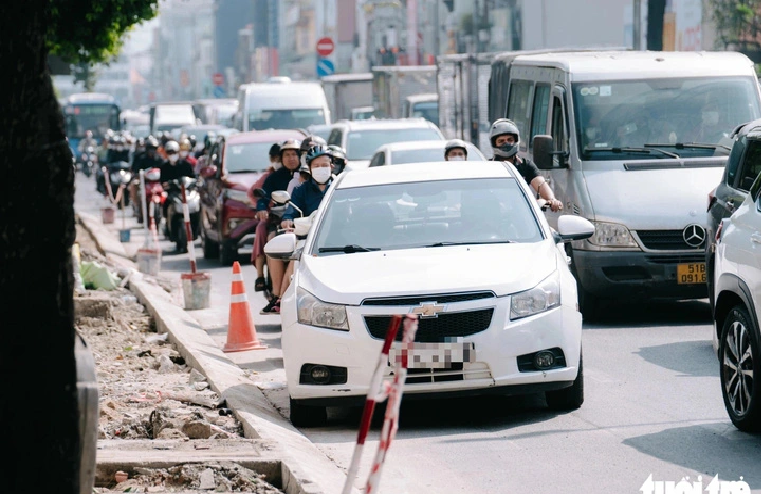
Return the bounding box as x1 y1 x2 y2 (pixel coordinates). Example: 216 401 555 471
328 128 343 147
738 139 761 191
551 94 567 153
507 80 532 151
248 109 326 131
572 76 761 161
530 85 551 147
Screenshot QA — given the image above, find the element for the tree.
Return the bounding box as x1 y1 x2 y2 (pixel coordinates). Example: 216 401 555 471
0 1 156 493
710 0 761 62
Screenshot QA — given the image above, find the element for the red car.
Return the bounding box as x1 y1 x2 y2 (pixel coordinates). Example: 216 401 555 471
197 129 306 265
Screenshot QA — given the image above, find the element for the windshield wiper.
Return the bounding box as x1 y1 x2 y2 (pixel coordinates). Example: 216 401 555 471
318 244 380 253
644 142 731 152
584 147 680 159
424 240 514 248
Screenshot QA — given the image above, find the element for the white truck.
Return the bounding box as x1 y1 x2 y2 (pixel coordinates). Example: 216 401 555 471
371 65 437 119
321 73 373 122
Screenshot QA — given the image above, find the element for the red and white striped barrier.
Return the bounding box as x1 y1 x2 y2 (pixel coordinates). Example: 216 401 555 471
180 181 197 273
341 314 419 494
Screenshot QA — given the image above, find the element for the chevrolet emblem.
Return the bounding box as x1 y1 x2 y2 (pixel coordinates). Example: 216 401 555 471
411 302 446 318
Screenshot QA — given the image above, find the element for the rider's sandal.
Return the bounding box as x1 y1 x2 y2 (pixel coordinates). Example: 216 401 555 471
254 277 266 292
260 297 279 315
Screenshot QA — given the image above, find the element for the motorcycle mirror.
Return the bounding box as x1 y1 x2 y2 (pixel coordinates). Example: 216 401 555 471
271 190 291 204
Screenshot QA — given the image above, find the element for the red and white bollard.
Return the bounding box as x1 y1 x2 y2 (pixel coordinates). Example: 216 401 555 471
180 180 211 310
341 314 419 494
180 181 197 273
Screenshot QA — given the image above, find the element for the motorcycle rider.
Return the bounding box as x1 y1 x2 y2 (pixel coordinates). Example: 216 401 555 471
489 118 563 212
256 139 301 314
188 135 198 158
179 137 197 168
130 136 165 219
160 140 196 247
267 146 335 314
249 142 282 293
444 139 468 161
78 129 97 153
328 145 347 174
107 135 130 164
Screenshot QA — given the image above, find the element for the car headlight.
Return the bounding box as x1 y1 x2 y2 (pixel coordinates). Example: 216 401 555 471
589 221 638 247
297 287 349 331
225 189 251 205
510 271 561 320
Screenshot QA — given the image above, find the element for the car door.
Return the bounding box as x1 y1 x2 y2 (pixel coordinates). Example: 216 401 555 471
724 176 761 307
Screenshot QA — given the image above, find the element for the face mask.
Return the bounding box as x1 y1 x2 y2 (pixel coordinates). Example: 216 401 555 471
168 154 179 164
703 111 719 126
448 156 465 161
311 167 332 184
273 161 282 170
180 151 188 158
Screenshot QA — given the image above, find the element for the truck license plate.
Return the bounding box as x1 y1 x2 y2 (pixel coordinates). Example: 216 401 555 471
388 342 476 369
677 262 706 284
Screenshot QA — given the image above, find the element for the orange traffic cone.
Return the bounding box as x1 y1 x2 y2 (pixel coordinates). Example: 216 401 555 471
223 261 267 352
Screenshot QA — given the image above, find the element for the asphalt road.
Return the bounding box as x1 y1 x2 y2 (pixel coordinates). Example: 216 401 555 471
75 172 761 494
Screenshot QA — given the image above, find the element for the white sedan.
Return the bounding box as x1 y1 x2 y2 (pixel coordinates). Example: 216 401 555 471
265 161 595 427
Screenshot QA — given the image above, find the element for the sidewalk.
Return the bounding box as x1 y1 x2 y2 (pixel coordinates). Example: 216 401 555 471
75 185 354 494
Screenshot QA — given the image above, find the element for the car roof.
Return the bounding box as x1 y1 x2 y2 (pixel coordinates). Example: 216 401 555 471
224 129 305 144
336 161 516 189
332 118 438 130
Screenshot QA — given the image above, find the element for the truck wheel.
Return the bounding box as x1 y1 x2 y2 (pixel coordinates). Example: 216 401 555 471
289 397 327 428
569 248 602 323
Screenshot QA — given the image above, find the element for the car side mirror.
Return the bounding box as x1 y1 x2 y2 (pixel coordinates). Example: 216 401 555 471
293 216 313 236
264 233 297 260
200 165 217 179
533 135 555 169
554 215 594 243
271 190 291 204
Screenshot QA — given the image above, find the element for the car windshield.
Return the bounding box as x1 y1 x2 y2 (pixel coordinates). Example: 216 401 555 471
225 142 275 173
312 177 543 255
346 128 443 160
573 76 761 160
248 109 326 130
390 145 485 164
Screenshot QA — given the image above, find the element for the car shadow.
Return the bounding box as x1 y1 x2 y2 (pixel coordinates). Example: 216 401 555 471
623 424 761 486
635 340 718 377
584 299 712 329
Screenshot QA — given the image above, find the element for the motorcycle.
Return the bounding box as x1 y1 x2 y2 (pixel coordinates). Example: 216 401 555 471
132 167 164 228
78 146 97 177
163 177 201 253
103 161 133 208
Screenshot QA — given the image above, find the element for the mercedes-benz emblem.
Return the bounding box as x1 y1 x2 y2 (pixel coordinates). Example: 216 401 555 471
682 224 706 248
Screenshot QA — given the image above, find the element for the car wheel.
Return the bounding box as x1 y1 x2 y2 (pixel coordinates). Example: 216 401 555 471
719 305 761 432
201 228 219 260
289 397 327 428
219 243 237 267
545 352 584 411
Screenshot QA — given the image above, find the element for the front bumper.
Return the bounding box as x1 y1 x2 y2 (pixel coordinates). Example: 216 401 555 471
573 249 707 300
281 294 582 403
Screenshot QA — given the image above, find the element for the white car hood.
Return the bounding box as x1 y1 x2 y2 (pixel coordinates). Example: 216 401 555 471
298 242 558 305
583 160 724 229
345 160 370 172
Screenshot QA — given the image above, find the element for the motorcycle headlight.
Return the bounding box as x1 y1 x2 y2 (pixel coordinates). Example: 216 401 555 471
224 189 252 205
89 154 97 161
110 173 121 183
589 221 638 247
510 271 561 320
297 287 349 331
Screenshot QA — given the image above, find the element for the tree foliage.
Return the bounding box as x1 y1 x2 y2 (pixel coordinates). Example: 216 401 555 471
711 0 761 59
47 0 159 64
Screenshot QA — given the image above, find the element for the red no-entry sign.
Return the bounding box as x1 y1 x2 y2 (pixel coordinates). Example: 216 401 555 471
316 37 335 56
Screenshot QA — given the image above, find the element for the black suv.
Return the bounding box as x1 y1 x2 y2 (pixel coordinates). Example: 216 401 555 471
707 117 761 306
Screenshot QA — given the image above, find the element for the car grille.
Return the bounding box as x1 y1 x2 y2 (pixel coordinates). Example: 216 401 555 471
361 291 496 306
646 253 705 264
364 309 494 342
636 230 703 251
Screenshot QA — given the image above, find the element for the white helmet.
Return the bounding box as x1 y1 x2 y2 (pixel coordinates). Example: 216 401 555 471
489 118 520 158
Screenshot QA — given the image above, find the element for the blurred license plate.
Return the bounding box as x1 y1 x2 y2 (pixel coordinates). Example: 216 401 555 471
677 262 706 284
388 342 475 369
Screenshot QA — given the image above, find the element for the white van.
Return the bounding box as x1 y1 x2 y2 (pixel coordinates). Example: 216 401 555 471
490 50 761 319
233 78 331 131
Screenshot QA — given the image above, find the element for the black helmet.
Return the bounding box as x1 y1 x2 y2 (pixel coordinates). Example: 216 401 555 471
269 142 281 158
306 145 332 166
489 118 520 158
299 135 327 154
188 134 197 149
444 139 468 158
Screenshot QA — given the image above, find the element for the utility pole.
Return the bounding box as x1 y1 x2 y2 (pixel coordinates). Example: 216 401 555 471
633 0 642 50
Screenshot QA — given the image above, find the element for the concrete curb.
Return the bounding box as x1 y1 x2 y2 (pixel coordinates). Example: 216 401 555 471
76 212 354 494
